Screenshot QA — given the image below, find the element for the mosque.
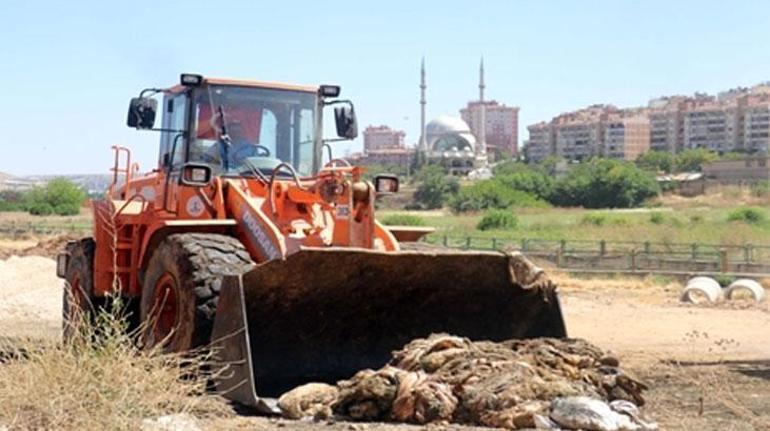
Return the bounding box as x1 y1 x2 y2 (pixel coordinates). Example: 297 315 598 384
419 58 490 176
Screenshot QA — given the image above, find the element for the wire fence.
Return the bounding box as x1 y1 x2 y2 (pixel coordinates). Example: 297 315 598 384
0 222 91 237
425 234 770 275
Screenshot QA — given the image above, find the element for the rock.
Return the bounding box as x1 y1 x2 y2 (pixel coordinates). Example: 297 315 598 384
141 414 200 431
278 382 339 420
550 396 658 431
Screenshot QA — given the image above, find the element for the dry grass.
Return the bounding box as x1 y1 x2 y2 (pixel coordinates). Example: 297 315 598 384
655 185 770 209
0 302 232 430
632 348 770 430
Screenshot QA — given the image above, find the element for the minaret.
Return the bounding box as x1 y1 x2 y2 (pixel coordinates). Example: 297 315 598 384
478 57 487 156
420 57 427 151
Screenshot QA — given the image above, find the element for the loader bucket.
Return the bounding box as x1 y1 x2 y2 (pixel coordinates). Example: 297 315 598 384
210 247 566 410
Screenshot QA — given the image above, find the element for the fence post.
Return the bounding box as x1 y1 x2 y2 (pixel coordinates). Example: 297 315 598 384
442 235 448 247
556 247 563 268
644 241 651 255
599 240 606 257
630 249 638 272
521 239 529 252
491 237 498 250
465 236 472 250
691 243 698 260
719 249 728 273
745 244 753 262
560 239 567 256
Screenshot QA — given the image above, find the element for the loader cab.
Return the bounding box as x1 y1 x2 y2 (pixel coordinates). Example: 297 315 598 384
132 75 358 180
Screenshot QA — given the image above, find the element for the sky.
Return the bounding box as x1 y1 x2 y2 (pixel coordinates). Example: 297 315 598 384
1 0 770 175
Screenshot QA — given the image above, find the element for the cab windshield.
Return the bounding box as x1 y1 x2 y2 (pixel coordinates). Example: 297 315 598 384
188 85 317 176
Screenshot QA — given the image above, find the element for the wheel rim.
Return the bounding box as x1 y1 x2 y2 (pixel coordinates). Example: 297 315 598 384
152 272 179 343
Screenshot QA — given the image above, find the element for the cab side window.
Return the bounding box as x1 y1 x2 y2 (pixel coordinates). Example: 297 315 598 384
159 94 188 169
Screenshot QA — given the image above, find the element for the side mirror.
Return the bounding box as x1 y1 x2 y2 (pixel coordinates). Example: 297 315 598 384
127 97 157 129
180 163 213 187
374 174 399 194
334 105 358 139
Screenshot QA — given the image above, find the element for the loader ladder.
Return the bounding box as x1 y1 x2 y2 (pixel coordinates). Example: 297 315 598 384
109 146 132 198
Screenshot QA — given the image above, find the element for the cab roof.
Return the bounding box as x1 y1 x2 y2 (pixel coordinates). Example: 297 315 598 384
168 77 319 94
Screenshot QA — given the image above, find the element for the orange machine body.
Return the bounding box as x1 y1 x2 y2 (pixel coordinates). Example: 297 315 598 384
93 154 398 298
94 79 398 300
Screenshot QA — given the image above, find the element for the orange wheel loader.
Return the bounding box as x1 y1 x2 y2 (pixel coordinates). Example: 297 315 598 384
56 74 566 411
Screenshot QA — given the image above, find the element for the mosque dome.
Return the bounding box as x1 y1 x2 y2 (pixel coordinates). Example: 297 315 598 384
424 115 476 153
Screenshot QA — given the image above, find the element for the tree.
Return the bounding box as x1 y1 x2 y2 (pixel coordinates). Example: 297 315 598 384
636 150 675 173
550 159 660 208
675 149 719 172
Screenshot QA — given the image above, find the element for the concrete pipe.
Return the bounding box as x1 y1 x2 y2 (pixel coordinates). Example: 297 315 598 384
726 279 766 303
681 276 723 304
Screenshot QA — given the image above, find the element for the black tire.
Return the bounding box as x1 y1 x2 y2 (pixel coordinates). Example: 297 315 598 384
62 238 97 340
140 233 254 351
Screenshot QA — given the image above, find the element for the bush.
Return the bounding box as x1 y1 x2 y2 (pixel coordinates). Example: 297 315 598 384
450 180 548 213
28 202 55 216
550 159 660 208
649 212 665 225
713 274 736 287
477 209 518 231
750 181 770 198
380 214 427 226
21 178 86 216
0 190 25 212
689 214 704 224
411 165 459 210
580 213 631 226
581 213 607 226
727 207 767 224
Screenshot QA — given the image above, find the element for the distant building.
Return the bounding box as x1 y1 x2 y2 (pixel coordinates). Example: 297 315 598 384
604 114 651 161
684 100 743 152
702 156 770 184
647 95 712 154
424 115 482 175
743 96 770 153
527 82 770 162
363 125 406 152
460 101 519 159
526 122 555 163
348 125 413 168
554 105 618 161
656 172 705 196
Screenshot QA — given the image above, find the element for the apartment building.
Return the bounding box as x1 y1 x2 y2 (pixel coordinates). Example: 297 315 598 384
604 115 651 160
744 96 770 152
460 100 520 158
684 100 743 152
553 105 616 161
526 82 770 162
525 122 555 162
363 125 406 152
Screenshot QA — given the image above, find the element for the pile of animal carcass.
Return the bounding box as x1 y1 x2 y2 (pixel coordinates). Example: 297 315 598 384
278 334 657 430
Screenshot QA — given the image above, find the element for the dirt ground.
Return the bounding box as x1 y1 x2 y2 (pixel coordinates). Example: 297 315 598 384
1 239 769 430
